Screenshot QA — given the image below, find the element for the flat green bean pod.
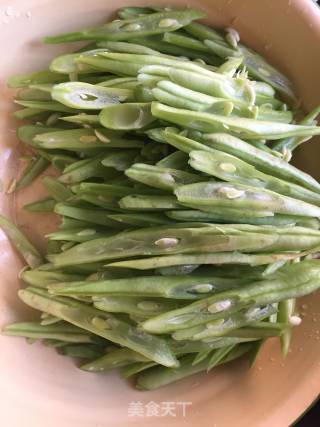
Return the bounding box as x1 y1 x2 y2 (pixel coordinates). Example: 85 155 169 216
44 9 206 43
0 215 43 268
52 82 133 109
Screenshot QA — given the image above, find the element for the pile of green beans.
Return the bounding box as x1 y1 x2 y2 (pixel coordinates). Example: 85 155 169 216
2 6 320 390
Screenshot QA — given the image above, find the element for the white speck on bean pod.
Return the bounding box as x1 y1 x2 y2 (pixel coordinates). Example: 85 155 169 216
217 186 245 199
154 237 179 248
220 162 237 173
158 18 179 28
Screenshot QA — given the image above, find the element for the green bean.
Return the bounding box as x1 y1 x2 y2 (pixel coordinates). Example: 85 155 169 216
74 193 120 211
140 142 168 160
52 82 133 109
166 209 314 227
247 340 264 367
167 68 254 103
188 150 320 206
15 100 76 113
136 344 252 390
175 181 320 218
117 7 155 19
37 261 105 274
72 182 160 197
40 313 62 326
48 274 245 300
47 240 64 255
32 128 144 151
58 157 117 184
59 217 96 230
44 10 206 43
172 305 277 341
125 163 204 191
238 45 296 101
0 214 43 268
131 36 220 64
253 107 293 124
18 287 179 367
184 22 225 43
54 203 123 228
207 344 236 371
151 102 320 140
101 149 139 171
24 198 56 213
60 114 100 125
2 321 95 343
8 70 66 88
97 52 216 75
15 156 50 191
29 83 55 93
218 57 243 76
42 176 73 201
99 103 155 130
42 339 69 347
46 228 112 243
81 347 149 372
202 133 320 193
108 213 173 226
156 150 189 169
98 40 162 55
17 87 52 101
93 296 182 317
13 107 48 120
97 76 138 88
58 343 105 359
48 223 320 267
119 195 181 211
222 322 286 339
49 49 108 74
134 84 155 102
198 30 295 100
156 264 200 276
277 298 296 356
156 79 227 107
272 105 320 154
17 125 62 145
140 260 320 333
152 86 232 114
163 31 212 53
77 55 143 76
21 269 85 287
121 361 158 378
107 252 303 271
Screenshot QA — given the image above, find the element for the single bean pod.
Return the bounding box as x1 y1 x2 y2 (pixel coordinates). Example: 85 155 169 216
0 215 43 268
188 150 320 206
44 9 206 43
125 163 204 191
48 224 320 266
52 82 133 109
175 181 320 217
